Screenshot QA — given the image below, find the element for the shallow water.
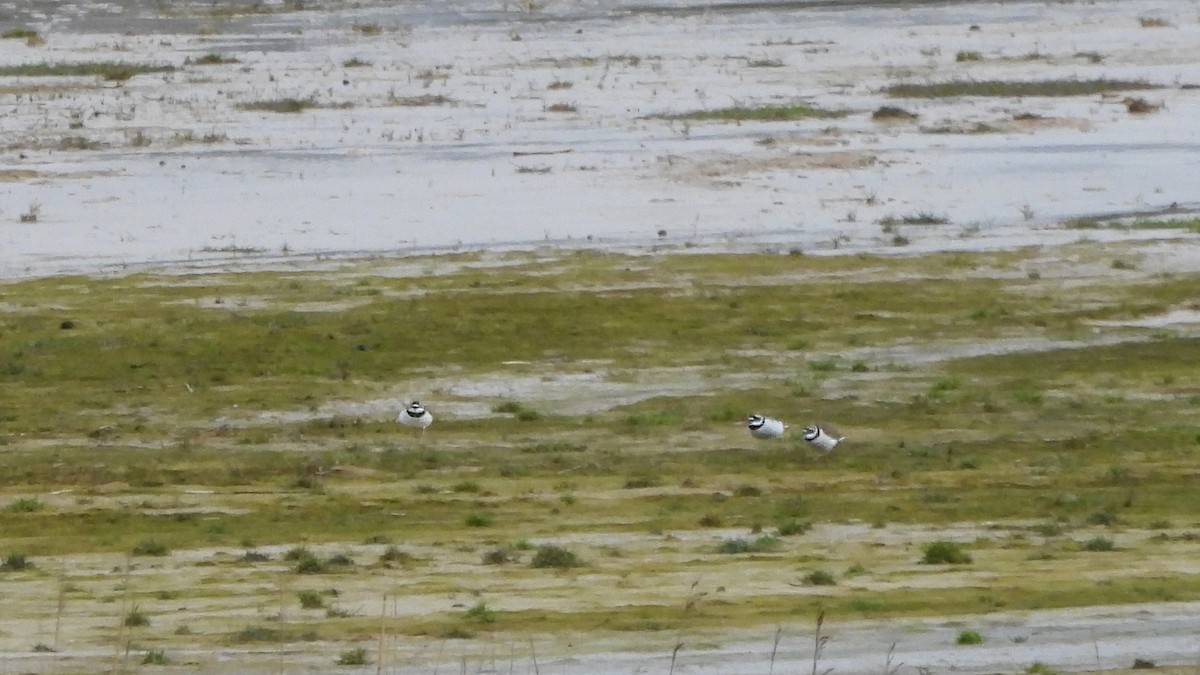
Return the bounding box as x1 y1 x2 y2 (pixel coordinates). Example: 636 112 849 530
2 0 1198 278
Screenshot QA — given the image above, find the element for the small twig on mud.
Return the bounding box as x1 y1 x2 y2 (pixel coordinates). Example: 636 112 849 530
769 625 784 675
812 609 832 675
669 640 684 675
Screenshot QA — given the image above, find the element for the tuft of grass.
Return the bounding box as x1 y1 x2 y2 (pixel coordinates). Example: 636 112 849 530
872 105 918 121
238 98 317 113
956 629 984 645
464 512 494 527
1083 536 1116 552
336 647 369 665
124 605 150 627
141 649 168 665
804 569 837 586
531 544 581 569
955 50 982 62
0 62 174 80
921 540 972 565
186 53 239 66
2 27 39 40
131 539 170 557
464 601 497 623
717 535 782 554
2 552 32 571
7 497 42 512
298 590 325 609
884 79 1158 98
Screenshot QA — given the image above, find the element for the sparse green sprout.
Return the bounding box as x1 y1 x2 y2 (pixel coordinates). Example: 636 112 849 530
2 27 39 40
464 601 497 623
6 497 42 512
336 647 369 665
141 649 168 665
132 539 170 557
19 203 40 224
956 629 984 645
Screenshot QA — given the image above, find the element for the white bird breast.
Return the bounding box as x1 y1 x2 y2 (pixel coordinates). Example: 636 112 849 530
749 416 787 439
399 408 433 430
803 425 841 452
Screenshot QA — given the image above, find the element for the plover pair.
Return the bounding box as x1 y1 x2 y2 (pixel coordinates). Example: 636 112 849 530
746 414 844 452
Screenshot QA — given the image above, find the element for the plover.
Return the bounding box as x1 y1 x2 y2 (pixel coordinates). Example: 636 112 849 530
747 414 787 440
802 424 844 452
398 401 433 439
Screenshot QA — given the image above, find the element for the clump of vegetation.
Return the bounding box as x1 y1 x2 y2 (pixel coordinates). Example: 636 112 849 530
0 61 174 80
237 98 317 113
132 539 170 557
776 520 811 536
1 27 39 40
186 53 239 65
464 601 497 623
717 535 782 554
956 629 984 645
872 105 918 121
884 79 1157 98
379 546 413 565
464 512 494 527
6 497 42 512
955 50 982 62
141 649 168 665
1 552 32 571
297 590 325 609
1083 536 1116 552
804 569 837 586
124 606 150 627
661 103 846 122
531 544 581 569
921 540 972 565
336 647 369 665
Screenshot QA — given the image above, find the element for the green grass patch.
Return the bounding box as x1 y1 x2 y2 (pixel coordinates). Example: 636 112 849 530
0 62 174 81
884 79 1158 98
660 103 846 122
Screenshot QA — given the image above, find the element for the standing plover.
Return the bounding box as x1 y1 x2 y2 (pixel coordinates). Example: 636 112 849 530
747 414 787 439
398 401 433 439
802 424 844 452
